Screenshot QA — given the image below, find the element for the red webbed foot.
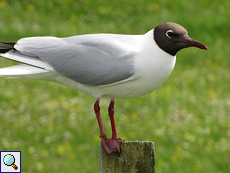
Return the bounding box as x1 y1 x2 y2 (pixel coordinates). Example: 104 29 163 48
101 135 122 154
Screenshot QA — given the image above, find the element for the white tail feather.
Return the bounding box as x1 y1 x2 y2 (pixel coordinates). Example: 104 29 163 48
0 64 77 88
0 64 48 77
0 50 53 71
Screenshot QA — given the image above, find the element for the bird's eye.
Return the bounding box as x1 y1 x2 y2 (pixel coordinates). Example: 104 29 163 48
166 30 174 38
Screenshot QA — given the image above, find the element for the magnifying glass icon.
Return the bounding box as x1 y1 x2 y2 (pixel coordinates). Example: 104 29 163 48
3 154 18 170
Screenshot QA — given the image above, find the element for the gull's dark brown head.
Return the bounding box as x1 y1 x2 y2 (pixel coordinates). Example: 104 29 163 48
154 22 208 56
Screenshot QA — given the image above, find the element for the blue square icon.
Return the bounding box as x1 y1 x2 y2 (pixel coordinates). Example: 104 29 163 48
0 151 21 173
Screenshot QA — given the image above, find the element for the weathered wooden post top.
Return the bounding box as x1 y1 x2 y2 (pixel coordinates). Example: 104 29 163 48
98 141 155 173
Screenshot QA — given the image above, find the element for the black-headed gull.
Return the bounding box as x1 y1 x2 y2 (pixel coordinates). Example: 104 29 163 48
0 22 207 154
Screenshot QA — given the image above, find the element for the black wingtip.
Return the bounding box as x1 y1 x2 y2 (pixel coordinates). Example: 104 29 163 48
0 42 16 53
0 48 12 53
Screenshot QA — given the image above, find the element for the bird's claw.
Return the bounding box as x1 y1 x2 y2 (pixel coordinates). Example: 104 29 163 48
101 135 122 154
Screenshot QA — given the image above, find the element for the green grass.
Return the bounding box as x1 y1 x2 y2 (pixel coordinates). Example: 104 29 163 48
0 0 230 172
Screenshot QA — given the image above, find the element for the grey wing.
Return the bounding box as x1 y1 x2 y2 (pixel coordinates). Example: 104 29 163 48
15 35 135 86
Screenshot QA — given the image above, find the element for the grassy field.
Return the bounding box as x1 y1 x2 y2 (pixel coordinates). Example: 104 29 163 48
0 0 229 172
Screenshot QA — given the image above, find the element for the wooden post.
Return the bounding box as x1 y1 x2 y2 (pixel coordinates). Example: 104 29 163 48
98 141 155 173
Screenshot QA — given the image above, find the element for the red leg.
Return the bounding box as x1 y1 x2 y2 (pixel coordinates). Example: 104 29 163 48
108 100 122 150
94 98 106 138
108 100 119 139
94 98 121 154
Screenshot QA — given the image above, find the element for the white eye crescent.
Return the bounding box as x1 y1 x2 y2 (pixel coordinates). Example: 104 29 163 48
166 30 173 38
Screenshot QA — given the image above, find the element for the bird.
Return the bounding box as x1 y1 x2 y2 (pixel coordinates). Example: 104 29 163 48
0 22 207 154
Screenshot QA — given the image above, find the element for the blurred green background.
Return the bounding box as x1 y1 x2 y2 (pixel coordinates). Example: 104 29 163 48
0 0 229 172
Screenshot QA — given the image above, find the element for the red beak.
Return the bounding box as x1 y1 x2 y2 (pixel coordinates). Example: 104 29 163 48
186 39 208 50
